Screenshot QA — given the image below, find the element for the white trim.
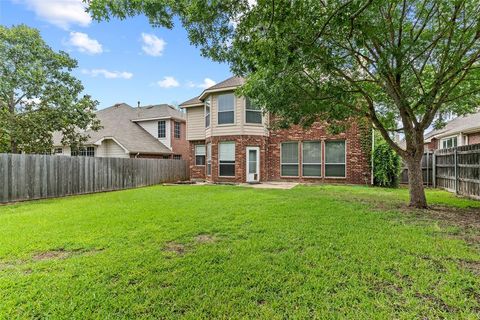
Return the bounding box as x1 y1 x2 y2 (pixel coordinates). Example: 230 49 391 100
324 140 347 178
216 93 236 126
280 141 300 177
246 146 260 182
218 141 236 177
198 86 239 100
440 135 458 149
93 137 129 154
131 116 185 122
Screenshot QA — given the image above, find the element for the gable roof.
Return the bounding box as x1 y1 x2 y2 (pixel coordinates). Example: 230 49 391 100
425 110 480 142
180 76 246 108
179 96 203 107
53 103 173 154
131 104 186 122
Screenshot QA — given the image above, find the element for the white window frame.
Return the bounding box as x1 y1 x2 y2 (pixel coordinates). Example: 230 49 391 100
205 97 211 128
195 144 206 166
302 141 322 178
174 121 181 139
280 142 299 177
173 155 182 160
206 142 212 176
218 141 236 177
245 97 262 125
72 146 95 157
158 120 166 138
54 148 63 155
440 135 458 149
324 140 347 178
217 93 235 125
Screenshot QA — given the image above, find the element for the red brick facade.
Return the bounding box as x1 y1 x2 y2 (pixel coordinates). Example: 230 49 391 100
170 120 189 160
188 121 371 185
468 132 480 145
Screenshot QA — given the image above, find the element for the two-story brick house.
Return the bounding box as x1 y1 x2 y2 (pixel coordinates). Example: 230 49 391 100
53 103 188 159
180 76 371 184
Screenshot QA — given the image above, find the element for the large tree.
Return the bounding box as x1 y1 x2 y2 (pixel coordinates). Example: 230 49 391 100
87 0 480 208
0 25 100 154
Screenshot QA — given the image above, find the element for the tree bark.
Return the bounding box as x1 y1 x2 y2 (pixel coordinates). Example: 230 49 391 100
405 156 427 208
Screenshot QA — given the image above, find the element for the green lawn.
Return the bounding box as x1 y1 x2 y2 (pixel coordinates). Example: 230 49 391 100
0 185 479 319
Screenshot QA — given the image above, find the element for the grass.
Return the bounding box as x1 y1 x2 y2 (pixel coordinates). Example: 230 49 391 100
0 184 479 319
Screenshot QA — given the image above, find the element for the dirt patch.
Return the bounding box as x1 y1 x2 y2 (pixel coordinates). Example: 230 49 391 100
459 259 480 276
164 242 186 255
32 248 102 261
195 234 217 244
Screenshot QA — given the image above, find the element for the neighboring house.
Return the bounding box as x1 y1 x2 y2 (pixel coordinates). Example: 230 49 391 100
424 111 480 151
180 76 371 184
53 103 188 159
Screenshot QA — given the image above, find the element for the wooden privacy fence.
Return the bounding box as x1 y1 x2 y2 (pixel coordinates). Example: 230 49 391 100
0 153 188 203
401 143 480 199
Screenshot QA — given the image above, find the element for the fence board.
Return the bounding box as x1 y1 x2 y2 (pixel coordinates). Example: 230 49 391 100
402 143 480 200
0 154 188 203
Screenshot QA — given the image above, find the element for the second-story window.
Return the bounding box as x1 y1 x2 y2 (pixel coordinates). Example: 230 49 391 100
245 98 262 124
158 120 166 138
174 122 181 139
218 93 234 125
205 97 211 128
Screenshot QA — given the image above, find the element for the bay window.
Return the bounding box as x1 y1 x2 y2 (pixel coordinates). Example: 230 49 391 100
206 143 212 175
245 98 262 124
217 93 235 124
205 97 211 128
219 142 235 176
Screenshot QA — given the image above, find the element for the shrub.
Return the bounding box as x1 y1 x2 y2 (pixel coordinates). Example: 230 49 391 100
373 143 401 188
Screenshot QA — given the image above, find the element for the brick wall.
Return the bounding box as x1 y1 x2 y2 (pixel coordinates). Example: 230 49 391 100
189 140 206 180
468 132 480 145
185 121 371 184
206 135 268 183
170 120 189 160
267 121 371 184
425 138 438 151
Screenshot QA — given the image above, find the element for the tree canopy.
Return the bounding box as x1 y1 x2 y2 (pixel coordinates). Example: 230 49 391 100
87 0 480 208
0 24 100 154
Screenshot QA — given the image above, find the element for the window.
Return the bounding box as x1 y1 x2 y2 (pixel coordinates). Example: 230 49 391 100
281 142 299 176
173 155 182 160
206 143 212 175
217 93 235 124
174 122 181 139
195 144 206 166
325 141 346 177
158 120 166 138
54 148 63 154
205 97 211 128
219 142 235 176
303 141 322 177
441 136 458 149
245 98 262 124
162 155 171 159
72 146 95 157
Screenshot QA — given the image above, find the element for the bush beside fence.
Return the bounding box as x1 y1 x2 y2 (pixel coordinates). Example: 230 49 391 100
0 154 188 203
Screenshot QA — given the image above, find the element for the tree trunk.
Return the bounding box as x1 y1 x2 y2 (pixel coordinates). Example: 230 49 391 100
406 157 427 208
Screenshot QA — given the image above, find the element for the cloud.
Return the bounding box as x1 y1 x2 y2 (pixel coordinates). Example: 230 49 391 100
82 69 133 79
197 78 217 89
68 32 103 54
141 33 166 57
15 0 91 29
157 76 180 88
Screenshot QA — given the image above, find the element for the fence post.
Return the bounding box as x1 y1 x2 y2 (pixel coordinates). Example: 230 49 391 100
432 151 436 188
454 148 458 194
426 150 429 187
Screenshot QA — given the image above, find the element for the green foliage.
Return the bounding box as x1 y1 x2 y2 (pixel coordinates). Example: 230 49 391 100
373 141 402 188
87 0 480 207
0 185 479 317
0 25 100 154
